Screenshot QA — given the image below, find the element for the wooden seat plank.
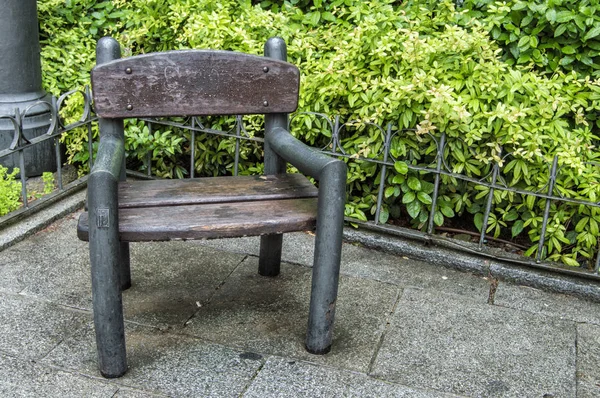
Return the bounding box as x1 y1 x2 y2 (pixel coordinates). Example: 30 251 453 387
77 198 317 242
118 174 317 208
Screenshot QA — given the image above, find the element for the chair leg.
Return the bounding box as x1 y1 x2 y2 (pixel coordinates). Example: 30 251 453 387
120 242 131 290
305 161 346 354
304 231 342 354
89 233 127 378
259 234 283 276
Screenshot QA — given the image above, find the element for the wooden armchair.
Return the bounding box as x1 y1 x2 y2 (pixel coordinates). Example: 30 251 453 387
77 37 347 378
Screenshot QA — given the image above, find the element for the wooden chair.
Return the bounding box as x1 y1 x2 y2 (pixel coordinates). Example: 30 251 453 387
76 37 347 378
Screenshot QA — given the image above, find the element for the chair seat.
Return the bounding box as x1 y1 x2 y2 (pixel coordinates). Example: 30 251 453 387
77 174 318 242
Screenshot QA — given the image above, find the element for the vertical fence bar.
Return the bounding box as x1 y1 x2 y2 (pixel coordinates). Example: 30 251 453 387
374 123 393 225
19 149 27 208
190 118 196 178
146 121 152 176
55 136 63 190
536 155 559 262
332 115 341 153
478 149 502 249
12 108 28 208
48 96 63 191
427 133 446 235
234 115 242 176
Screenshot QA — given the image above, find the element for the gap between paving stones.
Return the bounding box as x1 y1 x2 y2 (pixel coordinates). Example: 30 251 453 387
366 288 403 376
182 255 250 328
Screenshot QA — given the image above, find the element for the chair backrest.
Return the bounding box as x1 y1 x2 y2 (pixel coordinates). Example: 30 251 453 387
91 50 300 118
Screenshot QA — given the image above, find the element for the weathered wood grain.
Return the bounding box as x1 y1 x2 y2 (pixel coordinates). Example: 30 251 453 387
118 174 317 208
92 50 299 118
77 198 317 242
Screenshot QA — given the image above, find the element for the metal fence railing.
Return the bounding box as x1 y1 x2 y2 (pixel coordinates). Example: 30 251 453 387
2 90 599 279
0 88 95 221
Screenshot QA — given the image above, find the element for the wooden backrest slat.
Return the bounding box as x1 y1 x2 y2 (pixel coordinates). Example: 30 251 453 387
91 50 299 118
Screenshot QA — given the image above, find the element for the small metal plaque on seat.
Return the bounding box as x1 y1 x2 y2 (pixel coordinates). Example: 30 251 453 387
97 208 110 228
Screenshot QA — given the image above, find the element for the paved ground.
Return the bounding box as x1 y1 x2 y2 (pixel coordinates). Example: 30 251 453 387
1 204 600 397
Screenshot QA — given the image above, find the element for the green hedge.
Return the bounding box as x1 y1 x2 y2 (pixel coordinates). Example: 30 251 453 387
460 0 600 77
37 0 600 268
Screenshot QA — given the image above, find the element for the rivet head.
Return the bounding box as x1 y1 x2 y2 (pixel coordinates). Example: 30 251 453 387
263 100 269 107
126 104 133 111
125 67 132 74
263 66 269 73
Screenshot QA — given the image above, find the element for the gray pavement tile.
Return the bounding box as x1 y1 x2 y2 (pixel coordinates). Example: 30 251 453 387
43 321 265 397
371 288 576 397
339 246 492 301
577 323 600 398
183 257 399 373
120 241 246 328
0 353 118 398
494 283 600 326
0 292 89 360
193 232 315 265
1 213 247 325
243 356 460 397
0 213 90 301
196 233 491 302
8 248 92 309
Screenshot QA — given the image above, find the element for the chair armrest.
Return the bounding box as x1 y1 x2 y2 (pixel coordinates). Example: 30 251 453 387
87 135 124 235
266 127 344 181
91 135 124 181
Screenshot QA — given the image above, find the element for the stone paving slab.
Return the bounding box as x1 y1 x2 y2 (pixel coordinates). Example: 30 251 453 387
0 211 249 326
43 321 265 397
122 241 246 328
371 287 576 397
0 353 118 398
3 205 599 396
494 282 600 326
0 214 92 308
243 357 460 397
183 257 399 373
0 292 89 360
194 233 315 266
576 323 600 398
339 246 492 301
198 233 492 302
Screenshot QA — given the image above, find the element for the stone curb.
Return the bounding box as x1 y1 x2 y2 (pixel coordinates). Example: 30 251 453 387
343 225 600 303
0 189 86 252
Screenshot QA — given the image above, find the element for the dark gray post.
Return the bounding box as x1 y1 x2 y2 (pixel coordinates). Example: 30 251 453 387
88 37 128 378
0 0 55 176
264 126 347 354
305 159 346 354
259 37 288 277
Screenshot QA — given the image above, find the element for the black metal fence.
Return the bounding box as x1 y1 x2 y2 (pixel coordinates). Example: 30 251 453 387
0 88 95 215
2 88 600 279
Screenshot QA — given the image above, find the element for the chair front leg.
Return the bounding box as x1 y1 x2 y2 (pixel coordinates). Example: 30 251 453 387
88 173 127 378
305 160 347 354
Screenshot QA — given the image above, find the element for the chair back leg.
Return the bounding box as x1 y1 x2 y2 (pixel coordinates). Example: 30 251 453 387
259 234 283 276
